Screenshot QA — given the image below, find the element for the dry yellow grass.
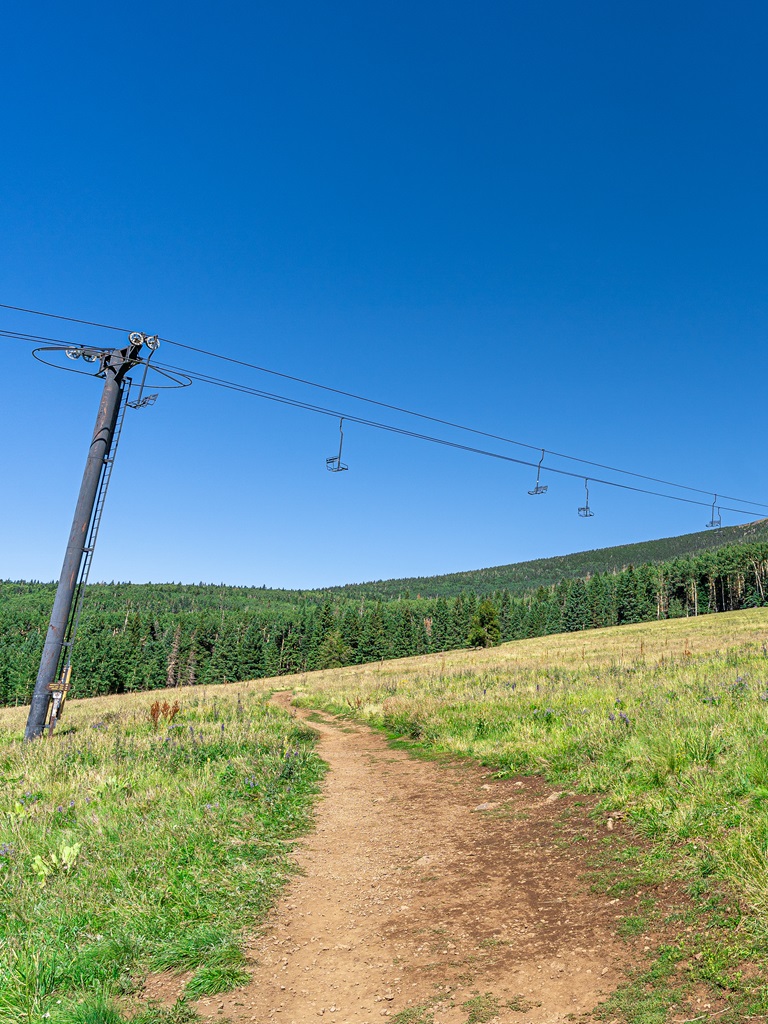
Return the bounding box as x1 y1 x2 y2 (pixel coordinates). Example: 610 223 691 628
0 676 272 737
288 606 768 703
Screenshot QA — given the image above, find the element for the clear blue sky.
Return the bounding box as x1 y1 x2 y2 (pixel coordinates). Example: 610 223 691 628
1 1 766 588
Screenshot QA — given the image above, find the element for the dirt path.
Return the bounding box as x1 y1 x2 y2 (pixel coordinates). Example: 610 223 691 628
195 694 636 1024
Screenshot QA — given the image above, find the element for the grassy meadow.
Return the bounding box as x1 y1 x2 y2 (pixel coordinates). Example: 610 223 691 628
0 683 323 1024
4 609 768 1023
287 608 768 1021
289 610 768 878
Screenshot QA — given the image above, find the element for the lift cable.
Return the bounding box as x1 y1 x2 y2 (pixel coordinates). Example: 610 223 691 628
152 358 763 520
0 302 127 333
0 329 78 346
155 336 768 510
4 301 768 511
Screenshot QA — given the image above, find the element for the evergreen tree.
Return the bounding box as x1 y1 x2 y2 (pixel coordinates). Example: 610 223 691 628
451 595 471 648
544 597 562 635
391 605 418 658
315 629 351 670
430 596 452 651
498 589 513 641
357 603 387 663
562 578 589 632
616 566 640 624
468 598 501 647
340 605 363 658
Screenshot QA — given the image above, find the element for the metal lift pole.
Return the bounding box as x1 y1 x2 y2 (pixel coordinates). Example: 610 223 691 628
24 341 142 741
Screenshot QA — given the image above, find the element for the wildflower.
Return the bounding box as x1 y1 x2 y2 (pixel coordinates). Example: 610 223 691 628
619 712 630 726
69 800 75 808
0 843 15 858
608 713 616 722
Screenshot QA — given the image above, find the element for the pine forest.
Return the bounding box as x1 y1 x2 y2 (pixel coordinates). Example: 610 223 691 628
3 537 768 707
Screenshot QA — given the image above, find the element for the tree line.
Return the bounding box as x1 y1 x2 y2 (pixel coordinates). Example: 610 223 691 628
2 540 768 706
325 519 768 599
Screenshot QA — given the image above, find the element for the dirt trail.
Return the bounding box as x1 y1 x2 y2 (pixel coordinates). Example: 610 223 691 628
194 694 636 1023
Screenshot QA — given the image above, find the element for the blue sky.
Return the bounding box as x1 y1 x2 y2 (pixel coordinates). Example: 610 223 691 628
1 1 767 588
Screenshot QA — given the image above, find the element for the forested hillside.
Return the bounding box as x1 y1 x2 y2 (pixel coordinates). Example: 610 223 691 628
3 534 768 706
326 518 768 598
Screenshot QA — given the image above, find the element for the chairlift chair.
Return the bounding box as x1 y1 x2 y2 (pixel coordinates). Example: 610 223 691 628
706 494 722 529
528 449 548 495
578 478 594 517
326 418 349 472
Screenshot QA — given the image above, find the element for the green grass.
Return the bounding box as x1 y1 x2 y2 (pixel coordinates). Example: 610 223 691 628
147 925 244 973
0 690 325 1023
130 1000 203 1024
52 995 127 1024
460 992 500 1023
183 964 250 998
391 1005 435 1024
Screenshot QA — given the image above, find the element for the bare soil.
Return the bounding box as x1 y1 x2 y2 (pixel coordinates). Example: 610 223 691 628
146 693 642 1023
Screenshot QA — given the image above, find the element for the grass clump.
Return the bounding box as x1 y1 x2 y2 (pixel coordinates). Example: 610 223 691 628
147 925 243 973
183 964 250 998
51 995 126 1024
460 991 500 1023
0 690 324 1021
130 1000 204 1024
391 1006 435 1024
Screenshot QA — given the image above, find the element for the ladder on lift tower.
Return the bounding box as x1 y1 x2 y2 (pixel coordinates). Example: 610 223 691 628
45 382 132 734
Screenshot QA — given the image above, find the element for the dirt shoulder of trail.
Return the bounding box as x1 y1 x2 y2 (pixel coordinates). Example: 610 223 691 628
143 693 669 1024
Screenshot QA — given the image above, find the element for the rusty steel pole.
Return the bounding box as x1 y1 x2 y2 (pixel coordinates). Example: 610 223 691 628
24 344 140 741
